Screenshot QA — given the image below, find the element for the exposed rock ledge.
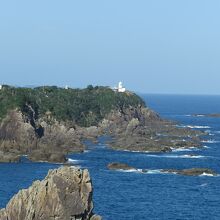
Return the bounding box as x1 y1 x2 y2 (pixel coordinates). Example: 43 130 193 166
108 162 136 171
0 166 101 220
107 162 218 176
192 113 220 118
162 168 218 176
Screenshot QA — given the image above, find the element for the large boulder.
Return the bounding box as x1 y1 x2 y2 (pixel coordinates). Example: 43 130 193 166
0 166 101 220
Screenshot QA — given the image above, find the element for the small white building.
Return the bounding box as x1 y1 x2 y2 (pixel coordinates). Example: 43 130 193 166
114 82 126 93
65 85 69 90
0 85 2 90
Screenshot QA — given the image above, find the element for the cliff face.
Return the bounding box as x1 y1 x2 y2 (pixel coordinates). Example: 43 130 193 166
0 166 101 220
0 110 84 162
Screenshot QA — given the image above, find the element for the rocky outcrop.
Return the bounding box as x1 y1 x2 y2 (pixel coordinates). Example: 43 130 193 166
107 162 218 177
0 166 101 220
107 162 136 171
162 168 217 176
193 113 220 118
0 110 86 163
0 110 36 154
100 106 203 153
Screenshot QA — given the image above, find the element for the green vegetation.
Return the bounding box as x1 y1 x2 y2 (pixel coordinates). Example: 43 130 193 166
0 85 145 127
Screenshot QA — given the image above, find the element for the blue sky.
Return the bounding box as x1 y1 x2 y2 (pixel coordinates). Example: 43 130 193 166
0 1 220 94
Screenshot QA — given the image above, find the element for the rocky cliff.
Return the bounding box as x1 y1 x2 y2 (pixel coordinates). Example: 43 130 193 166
0 86 203 162
99 105 203 152
0 110 84 163
0 166 101 220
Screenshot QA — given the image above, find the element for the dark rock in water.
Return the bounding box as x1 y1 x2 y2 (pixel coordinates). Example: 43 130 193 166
208 113 220 117
107 162 136 171
193 113 220 118
107 163 218 177
0 166 101 220
141 169 148 173
162 168 217 176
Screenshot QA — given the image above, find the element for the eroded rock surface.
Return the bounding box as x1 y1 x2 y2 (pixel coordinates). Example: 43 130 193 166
0 166 101 220
0 110 85 163
100 106 203 153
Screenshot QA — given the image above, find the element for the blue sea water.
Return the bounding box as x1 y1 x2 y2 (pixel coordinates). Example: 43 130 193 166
1 95 220 220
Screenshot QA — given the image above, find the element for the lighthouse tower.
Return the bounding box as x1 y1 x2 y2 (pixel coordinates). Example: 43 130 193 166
117 82 126 93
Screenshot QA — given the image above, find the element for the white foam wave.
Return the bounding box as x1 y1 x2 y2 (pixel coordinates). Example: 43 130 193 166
71 165 81 169
171 147 198 152
199 183 208 187
176 125 211 129
187 125 211 129
209 133 215 136
200 173 215 177
180 155 205 159
145 169 162 174
67 158 81 164
184 114 205 117
117 169 144 174
122 149 150 153
203 145 210 149
201 140 219 144
116 168 162 174
118 169 138 173
146 154 205 159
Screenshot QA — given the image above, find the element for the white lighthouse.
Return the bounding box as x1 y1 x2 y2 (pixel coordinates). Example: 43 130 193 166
118 82 125 92
0 85 2 90
113 81 126 93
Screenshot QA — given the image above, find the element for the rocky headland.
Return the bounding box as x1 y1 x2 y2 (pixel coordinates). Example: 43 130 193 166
0 166 101 220
0 85 204 163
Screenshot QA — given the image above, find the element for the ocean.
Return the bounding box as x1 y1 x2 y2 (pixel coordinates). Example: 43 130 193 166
1 94 220 220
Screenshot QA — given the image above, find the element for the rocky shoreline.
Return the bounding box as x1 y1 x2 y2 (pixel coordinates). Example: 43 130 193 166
0 106 205 163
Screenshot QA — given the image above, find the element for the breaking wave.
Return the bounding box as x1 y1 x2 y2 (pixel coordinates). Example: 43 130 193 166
145 154 206 159
201 140 220 144
187 125 211 129
67 158 82 164
171 147 198 152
